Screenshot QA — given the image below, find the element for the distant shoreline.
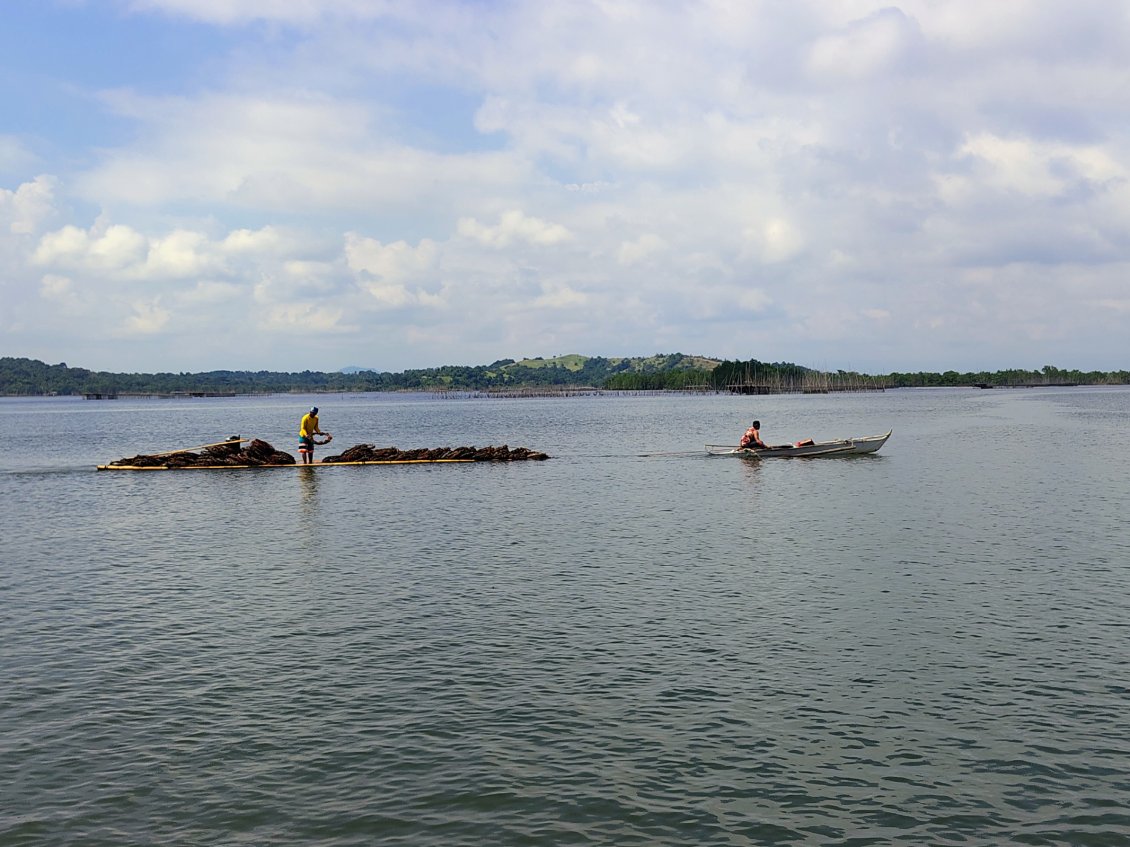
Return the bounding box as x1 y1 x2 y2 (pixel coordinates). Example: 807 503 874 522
2 355 1127 396
3 382 1120 401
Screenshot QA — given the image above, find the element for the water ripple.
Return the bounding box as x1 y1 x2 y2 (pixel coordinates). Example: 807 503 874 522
3 390 1130 844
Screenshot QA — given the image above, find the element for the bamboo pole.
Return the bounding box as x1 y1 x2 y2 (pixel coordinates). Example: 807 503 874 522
153 437 249 456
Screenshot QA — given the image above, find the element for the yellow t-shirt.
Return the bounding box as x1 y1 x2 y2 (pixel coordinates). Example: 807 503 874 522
300 413 320 438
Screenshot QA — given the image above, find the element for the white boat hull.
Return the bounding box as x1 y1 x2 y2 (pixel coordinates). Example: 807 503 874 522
706 429 892 458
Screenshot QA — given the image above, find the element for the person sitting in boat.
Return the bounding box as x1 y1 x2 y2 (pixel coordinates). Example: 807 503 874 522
739 420 767 449
299 406 328 465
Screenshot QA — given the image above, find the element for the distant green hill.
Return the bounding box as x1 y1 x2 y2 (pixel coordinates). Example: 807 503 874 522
510 354 591 371
342 354 719 375
507 353 720 373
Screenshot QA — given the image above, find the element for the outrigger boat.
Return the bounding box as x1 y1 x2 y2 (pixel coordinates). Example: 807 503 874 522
706 429 892 458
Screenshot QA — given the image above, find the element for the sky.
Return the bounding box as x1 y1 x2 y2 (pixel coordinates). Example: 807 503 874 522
2 0 1129 374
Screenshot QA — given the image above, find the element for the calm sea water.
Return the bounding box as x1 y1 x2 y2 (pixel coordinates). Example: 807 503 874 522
2 387 1128 846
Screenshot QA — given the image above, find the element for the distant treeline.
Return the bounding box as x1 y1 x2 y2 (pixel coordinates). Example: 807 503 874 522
1 356 1127 396
0 355 702 395
0 357 572 395
604 359 833 390
607 362 1130 390
885 365 1130 388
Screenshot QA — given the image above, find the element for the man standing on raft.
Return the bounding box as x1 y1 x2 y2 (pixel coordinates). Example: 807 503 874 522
299 406 329 464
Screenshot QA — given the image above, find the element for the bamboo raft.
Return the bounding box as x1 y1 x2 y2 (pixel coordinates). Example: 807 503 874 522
97 437 550 470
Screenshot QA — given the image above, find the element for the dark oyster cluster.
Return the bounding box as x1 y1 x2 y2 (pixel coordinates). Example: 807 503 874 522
107 439 549 467
109 438 295 468
321 444 549 462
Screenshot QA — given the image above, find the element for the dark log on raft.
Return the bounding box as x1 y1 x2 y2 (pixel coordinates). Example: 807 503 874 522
320 444 550 463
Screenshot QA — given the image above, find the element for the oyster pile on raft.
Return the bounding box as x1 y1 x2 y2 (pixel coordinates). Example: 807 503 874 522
107 438 550 468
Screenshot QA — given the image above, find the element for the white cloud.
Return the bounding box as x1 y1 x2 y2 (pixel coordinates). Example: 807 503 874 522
258 301 353 334
4 1 1130 371
1095 298 1130 313
124 0 400 26
617 233 666 266
957 133 1124 197
807 7 920 81
145 229 213 278
75 90 529 220
33 223 148 272
179 280 241 305
534 284 589 309
120 300 170 335
0 136 38 174
735 287 772 313
31 220 299 283
364 282 414 307
344 234 443 308
457 211 572 248
741 218 804 265
2 176 58 235
39 274 72 300
345 234 437 282
222 226 283 254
